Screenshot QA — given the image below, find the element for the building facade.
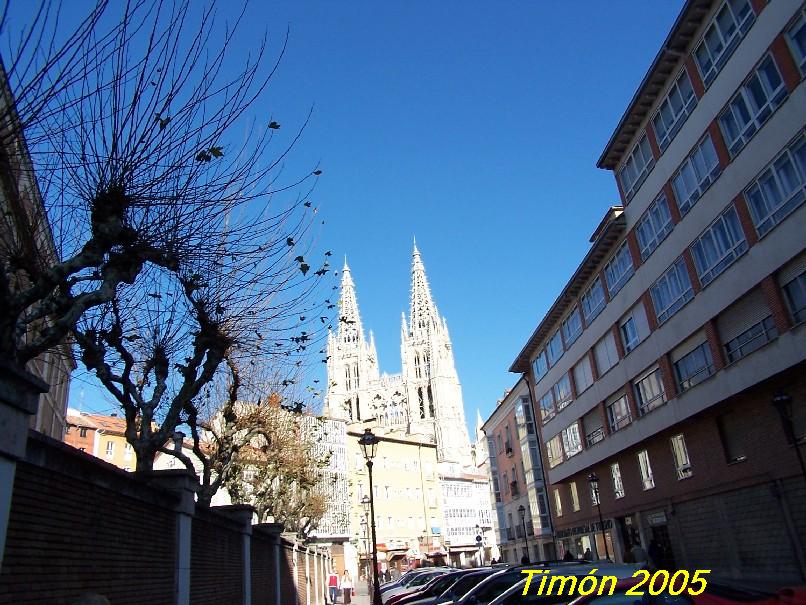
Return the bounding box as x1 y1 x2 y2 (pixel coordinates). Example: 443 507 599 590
65 410 136 471
511 0 806 584
482 378 554 563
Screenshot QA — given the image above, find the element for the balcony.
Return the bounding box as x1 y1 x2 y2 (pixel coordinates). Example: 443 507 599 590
505 443 514 457
585 427 604 447
510 481 520 497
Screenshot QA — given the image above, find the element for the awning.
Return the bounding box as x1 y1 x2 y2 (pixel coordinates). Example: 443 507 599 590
389 553 407 561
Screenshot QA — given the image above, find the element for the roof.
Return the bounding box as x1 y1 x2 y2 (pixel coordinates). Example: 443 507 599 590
66 412 128 435
597 0 713 170
509 207 626 373
480 376 528 433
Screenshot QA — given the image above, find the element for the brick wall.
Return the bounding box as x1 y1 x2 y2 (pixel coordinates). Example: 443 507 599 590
0 431 333 605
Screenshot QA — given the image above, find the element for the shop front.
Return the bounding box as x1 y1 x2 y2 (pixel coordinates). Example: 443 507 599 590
555 519 615 561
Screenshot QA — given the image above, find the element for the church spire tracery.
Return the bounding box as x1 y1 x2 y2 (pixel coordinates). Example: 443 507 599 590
339 259 364 345
409 242 440 334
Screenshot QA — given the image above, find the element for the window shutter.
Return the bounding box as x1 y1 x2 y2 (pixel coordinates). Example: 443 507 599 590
716 288 771 342
777 251 806 286
582 409 603 434
631 303 651 341
671 329 707 363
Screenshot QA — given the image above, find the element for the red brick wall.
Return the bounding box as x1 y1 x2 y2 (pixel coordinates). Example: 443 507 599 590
0 459 175 605
252 533 275 605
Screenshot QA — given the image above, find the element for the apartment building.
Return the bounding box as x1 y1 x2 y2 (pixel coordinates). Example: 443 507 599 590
65 411 136 471
511 0 806 584
481 378 554 563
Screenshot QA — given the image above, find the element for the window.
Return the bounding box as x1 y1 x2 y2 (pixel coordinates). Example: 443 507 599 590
573 356 594 394
561 423 582 458
503 471 509 495
552 374 573 411
606 394 632 433
633 366 666 416
105 441 114 457
724 315 777 363
583 410 604 447
787 8 806 75
590 481 600 506
546 435 564 469
672 134 721 215
604 243 635 297
674 342 715 392
670 434 693 479
719 55 787 156
651 257 694 324
620 303 649 354
691 205 748 287
652 69 698 151
79 427 88 438
783 270 806 324
124 443 133 460
569 482 580 511
694 0 755 86
611 463 625 499
546 330 564 367
618 135 655 201
581 278 606 324
522 398 536 435
637 450 655 490
636 192 674 261
539 391 556 423
745 135 806 237
594 331 619 375
553 489 563 517
717 413 747 463
562 308 583 347
532 350 549 382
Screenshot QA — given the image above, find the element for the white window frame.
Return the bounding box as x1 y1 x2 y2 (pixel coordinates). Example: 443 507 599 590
724 315 778 363
562 308 583 347
546 435 564 469
581 278 606 324
745 134 806 237
618 135 655 201
604 242 635 298
652 68 698 151
633 366 666 416
672 134 721 215
553 489 563 517
611 463 625 499
786 7 806 75
638 449 656 490
694 0 755 86
670 434 693 480
552 374 573 411
561 423 582 458
105 440 114 457
573 356 594 395
690 205 748 287
620 316 640 354
546 330 564 367
532 350 549 383
569 482 580 512
651 257 694 324
606 394 632 433
674 342 716 392
719 54 787 157
636 192 674 261
539 391 556 424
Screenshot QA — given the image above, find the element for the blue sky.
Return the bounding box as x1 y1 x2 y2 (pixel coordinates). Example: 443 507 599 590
59 1 685 432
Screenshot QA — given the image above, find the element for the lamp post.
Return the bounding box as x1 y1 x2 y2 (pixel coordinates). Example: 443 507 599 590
360 516 369 585
773 393 806 482
359 428 383 605
588 473 611 561
517 505 529 563
474 524 483 567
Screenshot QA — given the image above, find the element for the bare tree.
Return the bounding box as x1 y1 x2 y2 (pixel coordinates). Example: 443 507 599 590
0 0 334 470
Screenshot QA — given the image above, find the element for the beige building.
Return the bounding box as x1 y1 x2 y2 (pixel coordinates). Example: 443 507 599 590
346 429 444 576
64 410 136 471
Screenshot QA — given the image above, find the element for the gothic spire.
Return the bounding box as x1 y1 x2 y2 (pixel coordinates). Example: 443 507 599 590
409 242 440 334
339 259 364 345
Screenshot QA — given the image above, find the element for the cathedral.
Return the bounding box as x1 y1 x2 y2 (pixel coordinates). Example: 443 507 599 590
325 243 473 467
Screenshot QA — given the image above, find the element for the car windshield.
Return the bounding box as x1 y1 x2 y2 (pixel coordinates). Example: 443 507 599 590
426 574 458 595
464 571 523 605
411 572 441 587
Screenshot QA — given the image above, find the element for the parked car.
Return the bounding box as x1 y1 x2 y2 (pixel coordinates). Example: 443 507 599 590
404 569 499 605
383 570 451 603
382 568 452 595
386 571 462 605
486 563 642 605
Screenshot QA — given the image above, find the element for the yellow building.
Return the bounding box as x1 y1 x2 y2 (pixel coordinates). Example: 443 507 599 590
65 411 137 471
346 429 445 575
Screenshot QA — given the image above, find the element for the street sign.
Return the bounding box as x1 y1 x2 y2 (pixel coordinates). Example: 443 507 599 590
475 535 482 543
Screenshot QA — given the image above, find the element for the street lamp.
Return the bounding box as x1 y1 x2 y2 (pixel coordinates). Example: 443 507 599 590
587 473 611 561
772 393 806 482
517 505 529 563
359 428 383 605
360 517 369 588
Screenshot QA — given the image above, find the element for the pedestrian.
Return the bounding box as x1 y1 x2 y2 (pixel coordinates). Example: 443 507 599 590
563 550 574 561
384 568 391 583
341 570 353 604
327 568 340 604
520 555 530 565
583 548 593 561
